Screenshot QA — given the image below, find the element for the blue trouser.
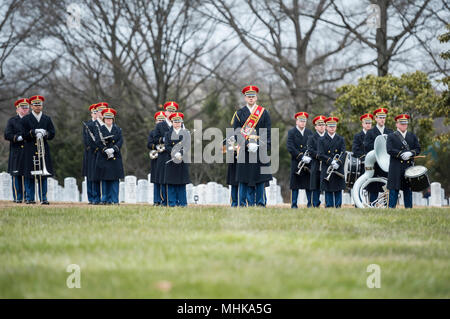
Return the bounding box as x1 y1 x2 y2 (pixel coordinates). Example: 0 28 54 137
12 175 25 202
291 189 312 208
92 181 101 204
25 177 47 202
230 185 238 207
101 180 119 204
167 184 187 207
312 190 321 207
325 191 342 208
388 189 412 208
239 182 265 207
87 179 94 203
153 183 162 205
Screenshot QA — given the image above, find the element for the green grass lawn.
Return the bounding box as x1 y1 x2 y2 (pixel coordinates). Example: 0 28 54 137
0 204 449 298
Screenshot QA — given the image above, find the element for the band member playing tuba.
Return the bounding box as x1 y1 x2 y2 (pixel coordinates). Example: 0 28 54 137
164 112 191 207
364 108 393 205
318 117 346 208
386 114 421 208
287 112 313 208
147 111 166 206
4 98 30 203
21 95 55 205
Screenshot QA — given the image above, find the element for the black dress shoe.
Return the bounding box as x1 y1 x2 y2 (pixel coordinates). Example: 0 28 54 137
25 200 36 204
15 200 23 203
41 201 50 205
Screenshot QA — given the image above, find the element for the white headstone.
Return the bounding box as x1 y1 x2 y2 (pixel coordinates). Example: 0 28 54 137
119 181 125 203
197 184 206 204
64 177 79 202
124 175 137 203
57 185 64 202
187 184 194 204
81 177 88 203
430 182 442 207
0 172 13 201
137 179 149 203
298 189 307 205
47 177 58 202
412 192 423 206
342 192 351 205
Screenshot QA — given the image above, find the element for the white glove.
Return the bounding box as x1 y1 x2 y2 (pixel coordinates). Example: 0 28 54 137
331 160 339 170
248 142 258 153
302 155 311 164
105 148 114 155
175 152 182 160
17 136 23 142
36 132 43 139
401 151 413 160
35 129 47 135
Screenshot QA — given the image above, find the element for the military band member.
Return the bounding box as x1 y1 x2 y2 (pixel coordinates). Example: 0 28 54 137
82 104 98 204
21 95 55 205
287 112 313 208
306 115 327 207
147 111 166 206
92 102 109 204
232 85 272 207
363 108 393 204
386 114 421 208
94 108 124 205
352 113 373 162
318 117 346 208
164 112 191 207
4 98 30 203
155 101 178 206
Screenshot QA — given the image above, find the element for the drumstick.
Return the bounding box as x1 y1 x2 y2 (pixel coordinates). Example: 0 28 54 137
413 155 426 159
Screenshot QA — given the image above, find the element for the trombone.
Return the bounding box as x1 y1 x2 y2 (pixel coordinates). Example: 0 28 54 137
324 152 345 181
31 134 51 203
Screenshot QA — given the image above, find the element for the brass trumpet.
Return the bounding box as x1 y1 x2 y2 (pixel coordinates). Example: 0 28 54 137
296 151 310 175
324 152 345 181
149 149 158 159
156 143 165 152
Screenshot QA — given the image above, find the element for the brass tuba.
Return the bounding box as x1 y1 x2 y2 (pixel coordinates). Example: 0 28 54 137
351 134 389 208
31 134 51 203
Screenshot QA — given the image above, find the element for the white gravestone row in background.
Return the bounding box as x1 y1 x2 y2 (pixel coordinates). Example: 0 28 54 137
1 171 449 207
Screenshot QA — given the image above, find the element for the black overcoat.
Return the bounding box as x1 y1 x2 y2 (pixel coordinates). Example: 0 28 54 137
82 120 98 180
93 124 124 181
154 120 171 184
21 113 55 178
318 133 346 192
287 127 313 190
4 115 26 175
307 132 324 191
232 106 272 187
163 127 191 185
386 131 421 190
147 128 159 183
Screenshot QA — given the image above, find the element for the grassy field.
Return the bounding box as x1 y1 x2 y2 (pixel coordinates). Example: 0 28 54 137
0 203 449 298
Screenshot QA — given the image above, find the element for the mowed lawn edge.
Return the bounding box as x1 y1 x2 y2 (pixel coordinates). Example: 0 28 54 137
0 205 449 298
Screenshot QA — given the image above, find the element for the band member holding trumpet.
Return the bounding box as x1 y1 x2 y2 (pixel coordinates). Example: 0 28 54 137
94 107 124 205
364 108 393 205
147 111 166 206
318 117 346 208
386 114 421 208
82 103 99 204
4 98 30 203
154 102 178 206
92 102 109 204
287 112 313 208
21 95 55 205
164 112 191 207
307 115 327 208
232 85 272 207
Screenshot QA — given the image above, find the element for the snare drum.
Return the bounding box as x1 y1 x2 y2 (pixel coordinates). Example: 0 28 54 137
344 152 362 188
405 165 430 192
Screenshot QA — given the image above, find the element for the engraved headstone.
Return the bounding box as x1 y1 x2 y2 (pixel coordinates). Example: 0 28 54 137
137 179 149 203
124 175 137 203
64 177 79 202
430 182 442 207
0 172 13 201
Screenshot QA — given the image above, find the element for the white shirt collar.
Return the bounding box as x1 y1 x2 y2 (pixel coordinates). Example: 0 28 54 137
376 125 384 134
328 132 335 139
174 127 181 135
296 126 305 135
97 118 104 126
318 131 325 137
165 118 172 127
106 125 113 133
247 104 256 113
363 129 367 134
397 129 407 138
32 111 42 122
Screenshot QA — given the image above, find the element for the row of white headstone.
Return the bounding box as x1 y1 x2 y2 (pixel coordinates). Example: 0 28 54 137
0 172 284 205
0 171 448 207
